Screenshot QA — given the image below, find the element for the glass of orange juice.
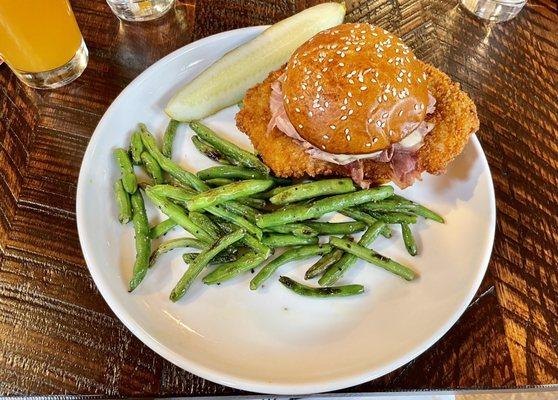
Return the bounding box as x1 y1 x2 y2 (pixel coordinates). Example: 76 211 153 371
0 0 88 89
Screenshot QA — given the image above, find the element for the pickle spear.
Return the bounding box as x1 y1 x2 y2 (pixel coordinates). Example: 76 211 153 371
165 2 345 121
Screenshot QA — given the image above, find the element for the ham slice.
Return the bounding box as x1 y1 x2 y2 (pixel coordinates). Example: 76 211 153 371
267 75 436 188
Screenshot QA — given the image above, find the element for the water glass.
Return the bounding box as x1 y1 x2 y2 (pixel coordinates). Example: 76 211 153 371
106 0 175 22
460 0 527 22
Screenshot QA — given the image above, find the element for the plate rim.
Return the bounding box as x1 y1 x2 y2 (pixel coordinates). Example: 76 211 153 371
76 25 496 395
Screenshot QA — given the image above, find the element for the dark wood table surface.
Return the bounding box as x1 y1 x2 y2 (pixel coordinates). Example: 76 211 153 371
0 0 557 396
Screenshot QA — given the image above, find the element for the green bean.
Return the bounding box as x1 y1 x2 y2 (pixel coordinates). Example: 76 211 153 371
319 221 387 286
149 218 177 239
208 203 263 239
114 179 132 224
129 129 144 164
279 276 364 298
170 229 246 301
340 208 392 238
256 186 394 228
129 190 151 291
329 236 416 281
192 135 231 165
198 165 267 181
212 219 272 258
182 252 199 264
250 244 332 290
186 179 274 211
162 119 180 158
189 211 221 238
269 179 356 205
203 252 267 284
391 195 445 223
114 148 137 194
261 234 318 248
237 197 267 210
205 178 235 187
265 223 318 238
149 237 207 267
368 211 417 225
401 223 417 256
149 184 263 239
252 186 290 199
139 124 208 192
182 250 238 265
190 121 269 175
305 221 366 235
305 248 344 280
145 187 214 243
141 151 165 184
222 201 259 223
361 200 440 223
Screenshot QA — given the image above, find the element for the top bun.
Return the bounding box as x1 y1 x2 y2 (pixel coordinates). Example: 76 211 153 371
282 23 430 154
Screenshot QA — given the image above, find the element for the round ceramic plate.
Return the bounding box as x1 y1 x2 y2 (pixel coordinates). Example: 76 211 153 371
76 26 496 394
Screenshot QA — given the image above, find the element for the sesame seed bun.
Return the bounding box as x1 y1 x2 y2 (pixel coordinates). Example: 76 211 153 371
282 23 430 154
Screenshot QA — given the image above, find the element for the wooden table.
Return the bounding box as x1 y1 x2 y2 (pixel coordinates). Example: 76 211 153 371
0 0 556 395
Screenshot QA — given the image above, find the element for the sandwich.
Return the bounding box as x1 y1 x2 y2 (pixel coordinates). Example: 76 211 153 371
236 23 479 188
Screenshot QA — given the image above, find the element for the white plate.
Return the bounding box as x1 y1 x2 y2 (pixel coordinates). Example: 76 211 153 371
76 26 496 394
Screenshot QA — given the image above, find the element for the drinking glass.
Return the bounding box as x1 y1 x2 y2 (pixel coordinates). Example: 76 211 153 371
0 0 88 89
106 0 175 22
460 0 527 22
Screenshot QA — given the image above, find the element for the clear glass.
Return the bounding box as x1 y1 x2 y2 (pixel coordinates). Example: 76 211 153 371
106 0 175 22
459 0 527 22
0 0 88 89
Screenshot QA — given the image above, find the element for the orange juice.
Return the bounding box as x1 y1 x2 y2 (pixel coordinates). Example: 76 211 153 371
0 0 83 72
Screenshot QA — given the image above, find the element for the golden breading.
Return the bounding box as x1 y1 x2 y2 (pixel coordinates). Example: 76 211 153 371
236 63 479 185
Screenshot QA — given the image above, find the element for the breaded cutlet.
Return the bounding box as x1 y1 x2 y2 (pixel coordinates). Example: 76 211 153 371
236 63 479 185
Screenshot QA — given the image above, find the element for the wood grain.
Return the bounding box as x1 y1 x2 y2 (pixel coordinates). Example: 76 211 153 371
0 0 556 395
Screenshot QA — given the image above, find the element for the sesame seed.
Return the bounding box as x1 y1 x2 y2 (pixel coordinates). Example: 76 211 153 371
348 91 353 98
380 121 386 128
356 101 363 106
343 98 348 104
346 134 351 141
398 110 404 116
285 98 290 104
341 115 348 121
389 130 395 136
396 77 403 83
348 109 354 115
341 105 347 110
356 46 362 52
325 102 329 107
298 124 303 128
323 134 329 139
319 107 325 111
321 145 326 149
316 74 322 79
376 120 382 127
414 104 420 111
339 62 345 67
344 128 350 134
382 112 389 118
295 107 301 112
373 137 378 143
358 75 364 83
317 86 322 92
308 111 313 117
378 96 383 103
349 79 355 84
360 86 368 91
330 125 336 130
365 143 372 147
382 94 388 101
